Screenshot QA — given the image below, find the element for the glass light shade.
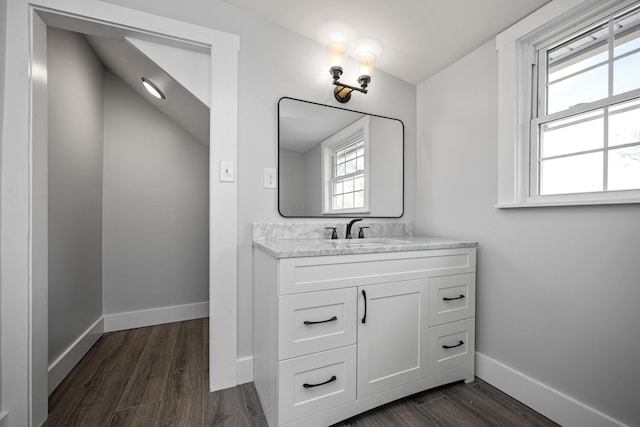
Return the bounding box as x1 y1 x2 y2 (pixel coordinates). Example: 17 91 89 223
356 51 377 77
327 41 349 68
142 77 165 99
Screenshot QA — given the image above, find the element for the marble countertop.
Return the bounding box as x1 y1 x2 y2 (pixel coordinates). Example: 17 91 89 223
253 236 478 258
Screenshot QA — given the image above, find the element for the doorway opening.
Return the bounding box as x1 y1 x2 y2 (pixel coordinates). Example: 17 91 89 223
7 2 240 424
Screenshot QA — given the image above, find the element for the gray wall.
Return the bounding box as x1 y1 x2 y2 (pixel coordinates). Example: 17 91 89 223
47 28 104 364
304 144 322 215
369 117 403 216
102 0 418 359
278 148 305 215
417 40 640 426
0 0 6 410
102 70 209 314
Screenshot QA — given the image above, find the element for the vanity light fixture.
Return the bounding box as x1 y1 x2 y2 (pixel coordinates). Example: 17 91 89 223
328 41 377 103
141 77 165 100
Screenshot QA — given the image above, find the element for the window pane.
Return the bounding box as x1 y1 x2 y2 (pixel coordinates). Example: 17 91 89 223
336 163 345 177
547 65 608 114
539 152 603 195
548 24 608 83
343 193 354 209
608 146 640 190
333 194 343 209
356 156 364 171
346 159 356 174
346 146 357 161
613 52 640 95
335 181 343 195
343 178 353 193
609 99 640 147
354 191 364 208
540 109 603 158
355 176 364 191
614 7 640 57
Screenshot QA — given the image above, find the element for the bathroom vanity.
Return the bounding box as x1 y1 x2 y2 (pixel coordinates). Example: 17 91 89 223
253 234 477 427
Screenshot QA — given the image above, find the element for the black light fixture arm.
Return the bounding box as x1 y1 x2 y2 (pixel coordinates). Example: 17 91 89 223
330 66 370 103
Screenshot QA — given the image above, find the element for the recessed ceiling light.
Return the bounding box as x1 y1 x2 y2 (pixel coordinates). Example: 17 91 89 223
141 77 165 100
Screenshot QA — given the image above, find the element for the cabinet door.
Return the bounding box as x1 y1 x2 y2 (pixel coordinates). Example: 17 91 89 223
357 279 428 398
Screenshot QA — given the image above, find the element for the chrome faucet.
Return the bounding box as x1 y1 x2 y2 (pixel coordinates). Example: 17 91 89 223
346 218 363 239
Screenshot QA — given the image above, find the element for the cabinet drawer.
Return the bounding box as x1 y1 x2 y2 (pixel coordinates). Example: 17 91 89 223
279 249 476 295
428 273 475 326
428 318 475 374
278 345 356 425
279 288 357 359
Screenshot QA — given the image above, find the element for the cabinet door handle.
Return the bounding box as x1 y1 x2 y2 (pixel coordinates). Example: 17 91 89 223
443 294 466 301
442 340 464 349
361 289 367 324
303 316 338 325
303 375 337 389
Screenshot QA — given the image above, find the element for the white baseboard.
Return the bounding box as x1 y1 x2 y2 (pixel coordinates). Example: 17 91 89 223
104 301 209 332
476 352 627 427
48 317 105 394
237 356 254 384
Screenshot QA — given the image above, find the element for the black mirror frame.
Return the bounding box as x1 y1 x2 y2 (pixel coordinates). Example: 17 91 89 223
277 96 404 218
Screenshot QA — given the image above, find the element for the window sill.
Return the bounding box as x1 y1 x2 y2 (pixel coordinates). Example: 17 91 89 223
496 194 640 209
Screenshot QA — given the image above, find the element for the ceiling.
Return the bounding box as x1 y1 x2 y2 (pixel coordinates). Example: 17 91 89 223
279 98 364 153
222 0 551 85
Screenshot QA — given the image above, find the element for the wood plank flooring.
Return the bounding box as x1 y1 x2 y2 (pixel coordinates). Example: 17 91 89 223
45 319 558 427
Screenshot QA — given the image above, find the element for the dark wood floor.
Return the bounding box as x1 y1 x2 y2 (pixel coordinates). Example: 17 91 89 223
44 319 558 427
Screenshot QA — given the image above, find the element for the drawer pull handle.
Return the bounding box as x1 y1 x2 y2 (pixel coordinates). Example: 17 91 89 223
303 316 337 325
361 289 367 324
442 340 464 349
303 375 337 389
443 294 465 301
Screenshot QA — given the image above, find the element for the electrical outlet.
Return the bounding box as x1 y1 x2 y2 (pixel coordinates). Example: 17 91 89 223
264 168 277 189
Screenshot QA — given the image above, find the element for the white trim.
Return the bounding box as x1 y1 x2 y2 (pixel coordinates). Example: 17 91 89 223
0 1 239 423
476 352 628 427
237 356 254 385
103 301 209 333
496 0 640 206
321 115 371 214
47 317 104 395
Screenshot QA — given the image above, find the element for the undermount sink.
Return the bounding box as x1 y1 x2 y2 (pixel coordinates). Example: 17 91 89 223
330 238 411 247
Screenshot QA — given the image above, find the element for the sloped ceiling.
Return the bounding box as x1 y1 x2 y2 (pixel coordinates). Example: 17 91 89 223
85 35 210 145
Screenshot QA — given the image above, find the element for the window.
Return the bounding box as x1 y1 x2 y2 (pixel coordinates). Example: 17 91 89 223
322 116 370 214
533 3 640 196
497 0 640 207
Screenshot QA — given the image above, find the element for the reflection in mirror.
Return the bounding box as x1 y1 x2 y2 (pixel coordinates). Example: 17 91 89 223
278 97 404 217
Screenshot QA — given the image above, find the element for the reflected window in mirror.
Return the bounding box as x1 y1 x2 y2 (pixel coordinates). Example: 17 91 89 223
322 116 370 214
278 97 404 218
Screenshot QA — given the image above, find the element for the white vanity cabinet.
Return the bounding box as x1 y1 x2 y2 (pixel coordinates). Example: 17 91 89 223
253 246 476 427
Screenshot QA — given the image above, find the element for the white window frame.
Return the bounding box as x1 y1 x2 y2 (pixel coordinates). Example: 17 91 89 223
321 115 371 214
496 0 640 208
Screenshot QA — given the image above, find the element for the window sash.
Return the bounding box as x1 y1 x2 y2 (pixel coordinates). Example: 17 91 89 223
331 136 365 210
530 3 640 197
321 115 371 214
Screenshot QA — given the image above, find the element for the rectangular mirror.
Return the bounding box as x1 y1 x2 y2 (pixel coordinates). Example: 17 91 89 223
278 97 404 218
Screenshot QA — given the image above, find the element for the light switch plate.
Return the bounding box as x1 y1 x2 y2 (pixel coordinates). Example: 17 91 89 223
220 161 234 182
264 168 277 189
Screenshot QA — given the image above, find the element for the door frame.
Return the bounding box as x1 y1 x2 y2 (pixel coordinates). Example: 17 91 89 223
1 1 239 424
